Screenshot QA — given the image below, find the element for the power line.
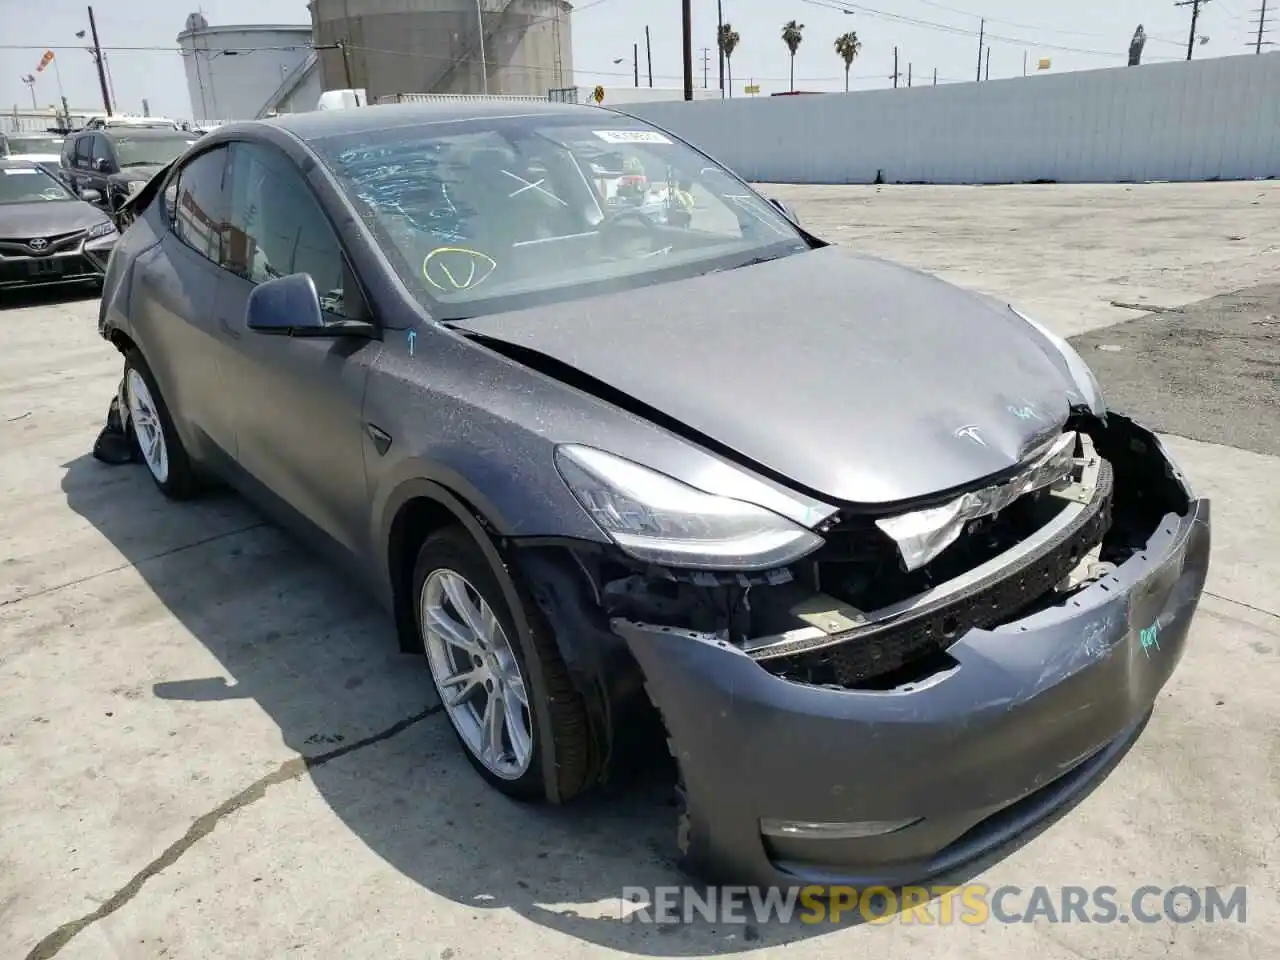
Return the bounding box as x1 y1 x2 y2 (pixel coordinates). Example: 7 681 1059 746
905 0 1183 45
0 39 886 85
799 0 1129 58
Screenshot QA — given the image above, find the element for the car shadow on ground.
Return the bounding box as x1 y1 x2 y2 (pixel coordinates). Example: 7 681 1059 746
58 451 1138 954
0 282 100 311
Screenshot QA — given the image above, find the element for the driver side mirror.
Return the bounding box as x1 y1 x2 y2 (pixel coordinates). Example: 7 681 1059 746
79 188 102 204
768 197 801 225
247 273 375 339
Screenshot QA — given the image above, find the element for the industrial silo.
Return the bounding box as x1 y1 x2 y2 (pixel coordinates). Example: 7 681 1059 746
178 13 315 125
308 0 573 102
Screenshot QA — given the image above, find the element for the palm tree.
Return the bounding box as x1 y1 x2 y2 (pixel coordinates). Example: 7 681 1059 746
717 23 741 97
834 31 862 92
781 20 804 92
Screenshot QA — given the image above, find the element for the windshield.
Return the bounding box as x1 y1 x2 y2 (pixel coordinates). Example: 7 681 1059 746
0 166 73 204
116 136 196 168
310 114 809 318
5 136 63 155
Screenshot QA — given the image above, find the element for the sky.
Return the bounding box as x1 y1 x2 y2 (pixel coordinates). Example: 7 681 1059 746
1 0 1271 120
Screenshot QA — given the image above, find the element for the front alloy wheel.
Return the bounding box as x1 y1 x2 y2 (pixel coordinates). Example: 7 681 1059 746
421 568 534 779
411 526 594 800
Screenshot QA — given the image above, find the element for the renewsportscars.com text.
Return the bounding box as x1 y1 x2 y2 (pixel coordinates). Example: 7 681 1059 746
620 884 1248 926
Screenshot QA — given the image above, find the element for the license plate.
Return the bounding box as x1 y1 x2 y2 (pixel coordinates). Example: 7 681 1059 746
27 258 63 276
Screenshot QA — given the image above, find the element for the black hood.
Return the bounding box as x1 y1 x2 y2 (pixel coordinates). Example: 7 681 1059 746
0 200 109 238
453 247 1081 506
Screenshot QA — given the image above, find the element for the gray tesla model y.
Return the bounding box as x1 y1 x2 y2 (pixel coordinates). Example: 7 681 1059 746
96 101 1210 887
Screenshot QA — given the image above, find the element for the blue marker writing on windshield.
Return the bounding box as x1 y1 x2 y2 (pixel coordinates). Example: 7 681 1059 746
407 330 417 356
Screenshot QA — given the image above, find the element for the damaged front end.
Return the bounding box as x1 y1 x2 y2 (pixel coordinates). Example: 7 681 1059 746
515 412 1209 885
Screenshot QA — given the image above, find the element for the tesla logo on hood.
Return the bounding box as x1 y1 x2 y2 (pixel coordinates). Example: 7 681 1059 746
27 237 48 251
954 424 987 446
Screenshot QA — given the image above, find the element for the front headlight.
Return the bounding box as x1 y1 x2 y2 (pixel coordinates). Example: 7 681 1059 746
554 444 825 571
1010 306 1106 415
87 219 117 239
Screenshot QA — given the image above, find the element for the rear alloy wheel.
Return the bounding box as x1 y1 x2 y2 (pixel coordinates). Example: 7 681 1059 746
413 526 593 800
122 349 199 499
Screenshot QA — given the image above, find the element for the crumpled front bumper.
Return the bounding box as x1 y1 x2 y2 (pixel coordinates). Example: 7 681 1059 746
613 456 1210 887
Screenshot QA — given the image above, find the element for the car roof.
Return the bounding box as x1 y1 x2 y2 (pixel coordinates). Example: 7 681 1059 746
249 100 622 143
78 127 190 140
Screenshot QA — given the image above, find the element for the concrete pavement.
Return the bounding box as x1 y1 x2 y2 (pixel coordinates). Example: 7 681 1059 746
2 182 1277 959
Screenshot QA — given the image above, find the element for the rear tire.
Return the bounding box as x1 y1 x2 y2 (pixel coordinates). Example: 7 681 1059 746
122 348 199 500
412 526 593 801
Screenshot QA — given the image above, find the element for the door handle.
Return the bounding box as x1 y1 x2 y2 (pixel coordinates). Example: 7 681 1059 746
218 317 241 340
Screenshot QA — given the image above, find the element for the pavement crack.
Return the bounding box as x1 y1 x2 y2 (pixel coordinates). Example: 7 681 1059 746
23 703 444 960
0 523 268 610
1205 590 1280 622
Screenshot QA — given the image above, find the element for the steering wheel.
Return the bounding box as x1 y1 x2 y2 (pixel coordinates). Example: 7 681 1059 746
597 207 661 258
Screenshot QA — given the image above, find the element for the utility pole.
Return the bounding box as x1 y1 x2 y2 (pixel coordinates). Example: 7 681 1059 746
907 62 912 87
336 39 355 89
474 0 489 95
1253 0 1271 52
633 42 639 85
646 25 654 87
892 46 899 88
933 67 938 85
985 46 992 80
86 5 112 116
1023 50 1028 75
1175 0 1211 61
682 0 694 100
976 18 985 81
717 0 725 96
700 47 711 88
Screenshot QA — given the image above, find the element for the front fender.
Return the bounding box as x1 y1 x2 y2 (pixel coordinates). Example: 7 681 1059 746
374 472 599 804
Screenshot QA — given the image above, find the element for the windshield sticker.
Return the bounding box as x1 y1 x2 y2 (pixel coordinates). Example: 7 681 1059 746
2 168 39 175
407 329 417 356
593 130 672 145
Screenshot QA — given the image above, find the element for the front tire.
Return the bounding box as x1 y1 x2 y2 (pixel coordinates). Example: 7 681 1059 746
122 348 199 500
413 526 592 801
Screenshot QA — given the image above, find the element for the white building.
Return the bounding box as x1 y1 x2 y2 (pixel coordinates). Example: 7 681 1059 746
177 13 316 126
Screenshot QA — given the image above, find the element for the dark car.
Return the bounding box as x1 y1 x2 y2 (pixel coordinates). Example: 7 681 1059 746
0 159 119 292
97 102 1210 887
62 127 197 220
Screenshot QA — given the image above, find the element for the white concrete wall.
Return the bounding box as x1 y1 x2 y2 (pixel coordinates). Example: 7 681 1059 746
624 54 1280 185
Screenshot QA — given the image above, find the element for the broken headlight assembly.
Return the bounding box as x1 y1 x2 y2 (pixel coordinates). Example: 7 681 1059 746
1010 306 1107 416
554 444 825 571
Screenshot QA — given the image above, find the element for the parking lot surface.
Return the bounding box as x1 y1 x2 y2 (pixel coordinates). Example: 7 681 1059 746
2 182 1278 959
